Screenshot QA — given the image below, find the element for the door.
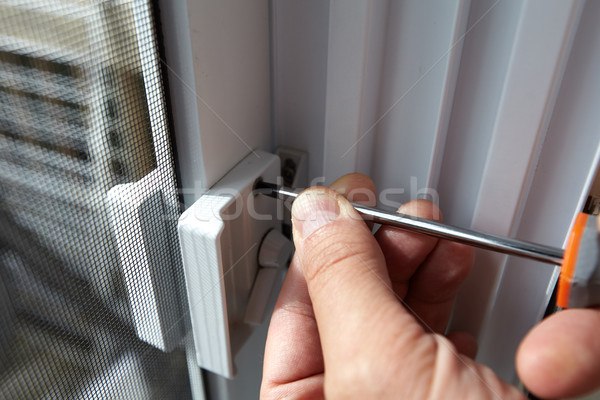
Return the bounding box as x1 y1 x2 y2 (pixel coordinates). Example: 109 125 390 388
2 1 600 399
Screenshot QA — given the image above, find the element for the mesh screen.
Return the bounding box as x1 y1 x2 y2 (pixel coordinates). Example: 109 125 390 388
0 1 191 398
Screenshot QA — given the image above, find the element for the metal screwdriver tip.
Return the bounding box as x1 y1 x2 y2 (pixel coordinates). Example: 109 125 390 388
255 181 565 266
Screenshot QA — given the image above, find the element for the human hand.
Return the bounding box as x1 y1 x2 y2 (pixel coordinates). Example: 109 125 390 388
261 173 522 399
516 213 600 398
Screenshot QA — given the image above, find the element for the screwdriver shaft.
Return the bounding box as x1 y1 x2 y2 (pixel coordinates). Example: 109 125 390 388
256 181 564 266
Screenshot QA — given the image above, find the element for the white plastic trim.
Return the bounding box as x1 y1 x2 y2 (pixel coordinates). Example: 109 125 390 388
244 268 280 326
182 0 271 190
107 169 182 351
178 151 279 378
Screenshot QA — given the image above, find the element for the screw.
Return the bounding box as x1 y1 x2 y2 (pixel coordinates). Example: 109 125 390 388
282 158 296 187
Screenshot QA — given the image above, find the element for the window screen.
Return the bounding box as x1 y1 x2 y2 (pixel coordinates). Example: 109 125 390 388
0 1 191 398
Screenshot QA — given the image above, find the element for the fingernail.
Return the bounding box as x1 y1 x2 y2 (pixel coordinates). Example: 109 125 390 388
292 189 340 239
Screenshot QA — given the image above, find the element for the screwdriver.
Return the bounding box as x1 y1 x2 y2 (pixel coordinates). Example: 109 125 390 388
255 181 600 309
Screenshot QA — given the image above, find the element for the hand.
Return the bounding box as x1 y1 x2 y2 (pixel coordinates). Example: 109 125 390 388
260 174 600 399
516 212 600 398
261 173 517 399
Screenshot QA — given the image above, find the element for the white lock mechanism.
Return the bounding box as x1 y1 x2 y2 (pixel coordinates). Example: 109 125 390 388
177 151 292 378
244 229 294 326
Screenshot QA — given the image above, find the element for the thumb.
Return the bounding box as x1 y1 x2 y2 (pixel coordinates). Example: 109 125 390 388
291 187 424 374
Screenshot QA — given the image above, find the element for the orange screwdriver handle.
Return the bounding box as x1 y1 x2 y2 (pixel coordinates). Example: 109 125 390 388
557 212 600 308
